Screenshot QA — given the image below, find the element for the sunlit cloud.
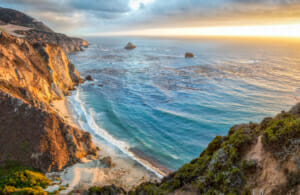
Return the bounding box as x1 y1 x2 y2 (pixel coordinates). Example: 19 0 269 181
95 23 300 38
1 0 300 36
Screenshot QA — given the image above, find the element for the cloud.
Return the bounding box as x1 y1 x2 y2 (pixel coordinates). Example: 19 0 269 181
0 0 300 34
70 0 130 13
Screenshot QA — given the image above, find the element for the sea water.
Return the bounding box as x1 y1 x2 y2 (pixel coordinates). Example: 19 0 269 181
68 36 300 175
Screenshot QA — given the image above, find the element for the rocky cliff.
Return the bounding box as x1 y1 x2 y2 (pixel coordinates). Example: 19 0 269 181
0 32 96 172
129 104 300 195
86 103 300 195
0 7 88 53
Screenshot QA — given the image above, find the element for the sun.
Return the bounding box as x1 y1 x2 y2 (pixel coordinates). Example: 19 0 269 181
130 0 154 10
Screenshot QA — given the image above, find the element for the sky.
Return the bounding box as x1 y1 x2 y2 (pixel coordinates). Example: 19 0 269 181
1 0 300 37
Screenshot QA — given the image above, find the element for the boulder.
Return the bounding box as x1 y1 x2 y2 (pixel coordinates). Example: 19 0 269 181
185 52 194 58
124 42 136 50
100 156 114 168
85 75 93 81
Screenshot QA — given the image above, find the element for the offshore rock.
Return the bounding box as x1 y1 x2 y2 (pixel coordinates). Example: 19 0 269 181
185 52 194 58
85 75 94 81
124 42 136 50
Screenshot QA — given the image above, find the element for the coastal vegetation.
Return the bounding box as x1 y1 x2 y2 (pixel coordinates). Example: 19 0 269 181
0 160 51 194
129 105 300 194
1 5 300 195
86 104 300 194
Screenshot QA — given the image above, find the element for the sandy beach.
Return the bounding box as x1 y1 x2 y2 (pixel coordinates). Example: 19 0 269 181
48 98 162 194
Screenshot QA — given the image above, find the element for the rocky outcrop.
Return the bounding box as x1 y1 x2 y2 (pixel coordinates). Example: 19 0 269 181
0 92 96 172
85 75 94 81
15 29 89 53
0 7 53 32
0 7 88 53
125 42 136 50
100 156 114 168
0 32 81 103
0 32 96 172
185 52 194 58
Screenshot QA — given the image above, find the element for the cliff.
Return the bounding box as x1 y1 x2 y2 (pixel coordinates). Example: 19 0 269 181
0 7 88 53
0 32 96 172
129 104 300 195
85 104 300 195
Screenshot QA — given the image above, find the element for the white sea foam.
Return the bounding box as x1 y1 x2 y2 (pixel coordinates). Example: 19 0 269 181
69 89 164 178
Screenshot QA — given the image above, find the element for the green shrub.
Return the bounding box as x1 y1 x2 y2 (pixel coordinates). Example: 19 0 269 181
241 159 257 173
88 184 126 195
0 161 51 194
262 113 300 150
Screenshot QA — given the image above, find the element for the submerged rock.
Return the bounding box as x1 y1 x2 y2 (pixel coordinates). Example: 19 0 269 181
185 52 194 58
124 42 136 50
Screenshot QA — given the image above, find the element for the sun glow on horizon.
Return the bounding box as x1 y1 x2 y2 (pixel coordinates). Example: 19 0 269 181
95 23 300 38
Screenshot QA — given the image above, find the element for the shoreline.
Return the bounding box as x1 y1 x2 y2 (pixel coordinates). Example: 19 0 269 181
52 98 81 129
49 96 167 193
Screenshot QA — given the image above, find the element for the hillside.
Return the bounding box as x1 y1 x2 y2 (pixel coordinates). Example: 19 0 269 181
0 7 88 53
0 32 97 174
130 104 300 194
0 7 53 32
82 104 300 195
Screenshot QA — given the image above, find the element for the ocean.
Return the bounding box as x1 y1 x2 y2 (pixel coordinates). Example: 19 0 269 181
67 36 300 175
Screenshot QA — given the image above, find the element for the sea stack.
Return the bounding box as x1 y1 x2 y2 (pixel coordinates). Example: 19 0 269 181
125 42 136 50
85 75 94 81
185 52 194 58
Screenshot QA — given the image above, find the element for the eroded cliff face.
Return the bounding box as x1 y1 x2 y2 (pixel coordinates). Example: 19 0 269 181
0 92 96 172
0 32 96 172
0 32 81 104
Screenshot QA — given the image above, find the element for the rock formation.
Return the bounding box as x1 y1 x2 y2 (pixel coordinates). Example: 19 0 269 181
101 156 114 168
15 29 89 53
0 7 88 53
185 52 194 58
85 75 94 81
0 32 96 172
125 42 136 50
0 7 53 32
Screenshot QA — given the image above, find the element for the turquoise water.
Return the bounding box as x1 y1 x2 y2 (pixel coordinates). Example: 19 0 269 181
68 37 300 173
